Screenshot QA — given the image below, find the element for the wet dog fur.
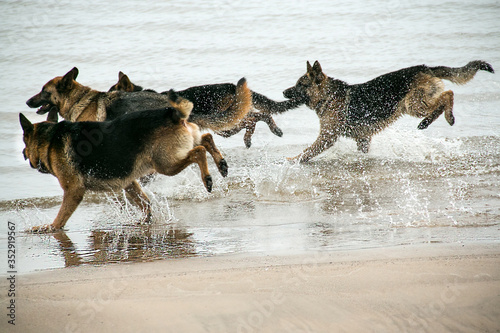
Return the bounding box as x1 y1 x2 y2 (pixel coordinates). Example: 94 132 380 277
20 91 228 232
283 60 494 162
26 67 253 136
108 71 305 147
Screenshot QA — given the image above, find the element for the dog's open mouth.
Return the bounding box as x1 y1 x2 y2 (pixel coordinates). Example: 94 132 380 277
36 103 54 115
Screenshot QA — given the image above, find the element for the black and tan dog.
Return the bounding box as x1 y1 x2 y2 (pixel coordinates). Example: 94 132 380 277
27 68 303 148
284 60 494 162
20 91 227 232
108 71 305 147
26 67 252 134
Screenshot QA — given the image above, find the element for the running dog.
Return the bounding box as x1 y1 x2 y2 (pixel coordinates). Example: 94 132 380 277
283 60 494 162
26 67 252 135
20 90 227 232
108 71 305 147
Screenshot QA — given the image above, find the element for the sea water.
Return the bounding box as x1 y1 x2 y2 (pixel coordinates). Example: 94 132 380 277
0 0 499 272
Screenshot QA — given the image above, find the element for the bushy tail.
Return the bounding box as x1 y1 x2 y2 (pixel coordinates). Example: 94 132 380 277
234 77 253 120
212 77 252 131
251 91 305 114
430 60 494 85
166 89 193 120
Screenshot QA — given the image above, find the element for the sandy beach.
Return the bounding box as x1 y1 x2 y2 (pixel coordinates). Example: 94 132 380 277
1 1 499 332
2 242 498 332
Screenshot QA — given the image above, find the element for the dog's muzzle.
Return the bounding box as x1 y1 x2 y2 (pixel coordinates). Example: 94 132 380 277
26 94 43 108
283 87 297 99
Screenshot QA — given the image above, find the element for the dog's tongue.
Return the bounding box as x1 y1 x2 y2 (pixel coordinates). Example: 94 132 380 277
36 104 51 114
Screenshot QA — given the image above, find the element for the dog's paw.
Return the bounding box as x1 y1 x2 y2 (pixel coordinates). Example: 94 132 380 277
219 159 228 177
244 139 252 148
243 133 253 148
137 212 153 225
204 175 213 193
30 224 56 233
417 118 431 130
445 113 455 126
272 126 283 137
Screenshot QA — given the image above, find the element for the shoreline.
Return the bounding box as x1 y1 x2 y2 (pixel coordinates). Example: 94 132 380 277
2 242 499 332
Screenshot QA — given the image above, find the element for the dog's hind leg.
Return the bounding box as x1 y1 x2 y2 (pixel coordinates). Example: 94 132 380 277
200 133 228 177
32 186 86 233
248 112 283 137
443 91 455 126
217 126 243 138
157 146 213 192
418 90 454 130
124 180 152 223
216 111 283 148
240 112 283 148
418 106 445 130
243 120 257 148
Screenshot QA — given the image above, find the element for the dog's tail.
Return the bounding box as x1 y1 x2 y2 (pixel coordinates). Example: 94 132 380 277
214 77 252 131
166 89 193 120
430 60 494 85
251 91 305 114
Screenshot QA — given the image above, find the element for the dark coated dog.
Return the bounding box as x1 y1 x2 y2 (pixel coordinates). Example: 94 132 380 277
26 67 252 136
108 71 305 147
20 91 227 232
283 60 494 162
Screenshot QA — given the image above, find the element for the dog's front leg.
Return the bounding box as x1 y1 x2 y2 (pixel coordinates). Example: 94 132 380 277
32 186 85 233
124 180 152 223
289 131 337 163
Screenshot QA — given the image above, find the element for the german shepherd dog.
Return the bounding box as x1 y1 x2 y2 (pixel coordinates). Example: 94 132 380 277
108 71 305 147
20 91 227 232
26 67 253 135
283 60 494 162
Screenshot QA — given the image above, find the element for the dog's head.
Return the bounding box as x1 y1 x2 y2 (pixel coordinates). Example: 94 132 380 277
19 113 52 174
283 61 328 106
108 71 143 92
26 67 79 115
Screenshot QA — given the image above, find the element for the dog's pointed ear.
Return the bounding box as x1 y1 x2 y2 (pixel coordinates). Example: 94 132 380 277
59 67 79 90
118 71 125 79
66 67 79 80
118 73 134 92
312 61 322 74
306 61 312 73
311 61 325 83
19 113 34 133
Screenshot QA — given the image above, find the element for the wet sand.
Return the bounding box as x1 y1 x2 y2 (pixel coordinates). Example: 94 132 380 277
4 242 499 332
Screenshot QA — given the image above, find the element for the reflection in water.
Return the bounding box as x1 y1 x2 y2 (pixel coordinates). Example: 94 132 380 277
4 137 500 272
52 231 83 267
51 224 196 268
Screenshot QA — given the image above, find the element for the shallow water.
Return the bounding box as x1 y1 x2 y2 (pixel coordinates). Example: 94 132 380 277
0 0 499 273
